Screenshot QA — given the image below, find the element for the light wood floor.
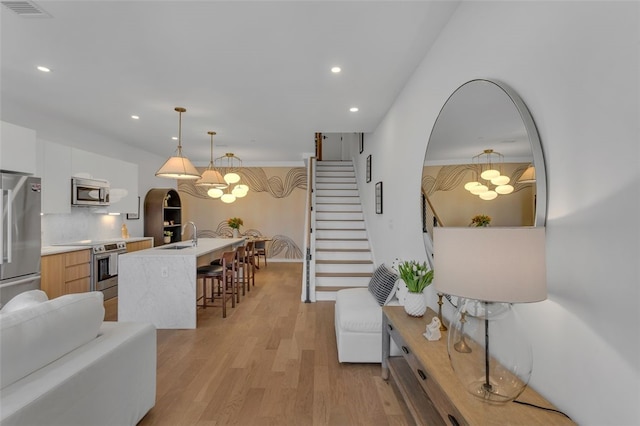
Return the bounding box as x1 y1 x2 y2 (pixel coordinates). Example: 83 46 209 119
137 262 411 426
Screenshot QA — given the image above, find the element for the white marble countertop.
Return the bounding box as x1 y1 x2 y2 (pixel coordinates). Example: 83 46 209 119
121 237 245 258
41 237 154 256
41 245 89 256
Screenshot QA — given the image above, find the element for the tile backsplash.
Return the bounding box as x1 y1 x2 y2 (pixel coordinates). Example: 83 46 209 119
42 209 124 245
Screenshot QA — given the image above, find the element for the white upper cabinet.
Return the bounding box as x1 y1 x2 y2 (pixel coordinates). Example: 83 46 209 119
40 140 72 214
0 121 37 174
71 148 138 214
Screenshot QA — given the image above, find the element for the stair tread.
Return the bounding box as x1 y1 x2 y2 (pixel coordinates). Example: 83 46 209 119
316 248 370 252
316 272 373 277
316 238 368 241
315 286 368 291
316 219 363 222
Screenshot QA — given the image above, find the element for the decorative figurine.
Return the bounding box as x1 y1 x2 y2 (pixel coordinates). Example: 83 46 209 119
424 316 442 341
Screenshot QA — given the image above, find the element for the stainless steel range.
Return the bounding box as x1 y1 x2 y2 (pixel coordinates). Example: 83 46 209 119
54 240 127 300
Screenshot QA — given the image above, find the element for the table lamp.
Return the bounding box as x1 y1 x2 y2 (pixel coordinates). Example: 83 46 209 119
433 227 546 404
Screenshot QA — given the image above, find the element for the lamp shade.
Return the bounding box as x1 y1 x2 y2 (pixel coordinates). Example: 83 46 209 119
518 165 536 183
433 227 546 303
155 155 201 179
196 169 226 187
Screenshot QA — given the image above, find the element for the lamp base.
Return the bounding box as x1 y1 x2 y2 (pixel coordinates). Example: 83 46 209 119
447 300 532 404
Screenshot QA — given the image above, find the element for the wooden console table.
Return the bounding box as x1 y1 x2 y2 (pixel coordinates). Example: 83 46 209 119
382 306 575 426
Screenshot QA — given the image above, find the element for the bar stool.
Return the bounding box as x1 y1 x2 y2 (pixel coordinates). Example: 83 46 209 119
244 240 256 289
235 245 249 299
197 250 236 318
255 240 267 268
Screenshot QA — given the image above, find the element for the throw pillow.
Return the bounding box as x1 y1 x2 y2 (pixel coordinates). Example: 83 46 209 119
0 291 104 388
367 264 399 306
0 290 48 314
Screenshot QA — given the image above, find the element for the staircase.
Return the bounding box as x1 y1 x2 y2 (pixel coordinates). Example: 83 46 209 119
313 160 373 301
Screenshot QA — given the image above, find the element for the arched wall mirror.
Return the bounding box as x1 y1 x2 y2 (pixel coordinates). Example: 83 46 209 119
422 79 546 265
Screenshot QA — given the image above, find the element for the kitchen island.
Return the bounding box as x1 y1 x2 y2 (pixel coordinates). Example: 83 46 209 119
118 238 245 329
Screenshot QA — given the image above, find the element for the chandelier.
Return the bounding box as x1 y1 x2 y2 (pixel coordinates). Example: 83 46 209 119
463 149 514 200
207 153 248 203
195 131 226 188
155 107 201 180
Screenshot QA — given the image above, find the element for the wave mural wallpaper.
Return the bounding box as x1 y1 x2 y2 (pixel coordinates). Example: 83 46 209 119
178 167 306 260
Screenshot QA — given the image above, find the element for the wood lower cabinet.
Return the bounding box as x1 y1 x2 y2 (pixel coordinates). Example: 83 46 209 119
126 239 153 253
41 249 91 299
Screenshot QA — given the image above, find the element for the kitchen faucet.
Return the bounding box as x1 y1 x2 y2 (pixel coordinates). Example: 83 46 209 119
182 221 197 246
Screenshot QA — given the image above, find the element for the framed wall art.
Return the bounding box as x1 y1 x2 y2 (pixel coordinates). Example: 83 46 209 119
366 154 372 183
375 181 383 214
359 133 364 154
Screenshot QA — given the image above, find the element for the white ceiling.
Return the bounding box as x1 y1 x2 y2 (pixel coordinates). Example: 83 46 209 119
0 0 459 164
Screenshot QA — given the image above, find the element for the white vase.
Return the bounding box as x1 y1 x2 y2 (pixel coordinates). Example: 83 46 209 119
232 228 240 238
164 236 171 244
404 291 427 317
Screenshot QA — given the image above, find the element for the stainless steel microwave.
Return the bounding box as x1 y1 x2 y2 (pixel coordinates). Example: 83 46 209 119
71 177 110 206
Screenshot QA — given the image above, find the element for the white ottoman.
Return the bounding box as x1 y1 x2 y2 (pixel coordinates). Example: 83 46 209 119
334 287 401 363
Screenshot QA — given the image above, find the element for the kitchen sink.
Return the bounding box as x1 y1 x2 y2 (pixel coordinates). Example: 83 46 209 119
160 245 192 250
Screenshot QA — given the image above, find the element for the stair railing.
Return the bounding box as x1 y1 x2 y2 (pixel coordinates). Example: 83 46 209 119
301 156 317 302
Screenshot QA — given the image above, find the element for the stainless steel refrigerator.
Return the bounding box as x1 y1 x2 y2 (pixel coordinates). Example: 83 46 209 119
0 172 42 307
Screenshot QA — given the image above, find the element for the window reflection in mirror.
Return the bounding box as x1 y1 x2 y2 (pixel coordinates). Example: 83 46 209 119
422 79 546 259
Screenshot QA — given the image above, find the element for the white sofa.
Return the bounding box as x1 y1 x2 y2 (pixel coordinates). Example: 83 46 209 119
0 291 156 426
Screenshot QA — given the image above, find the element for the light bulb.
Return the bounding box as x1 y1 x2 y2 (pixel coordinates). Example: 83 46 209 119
464 181 481 191
221 193 236 203
481 169 500 180
496 184 514 195
470 184 488 195
479 190 498 200
207 188 223 198
224 172 240 184
491 175 510 185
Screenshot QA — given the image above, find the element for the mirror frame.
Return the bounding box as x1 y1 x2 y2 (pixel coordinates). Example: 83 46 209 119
422 79 547 266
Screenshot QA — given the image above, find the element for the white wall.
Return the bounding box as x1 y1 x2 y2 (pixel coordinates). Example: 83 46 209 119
8 102 173 241
354 2 639 424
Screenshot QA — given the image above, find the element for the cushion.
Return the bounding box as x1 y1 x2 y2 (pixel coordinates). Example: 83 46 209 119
367 264 399 306
0 290 48 314
0 291 105 389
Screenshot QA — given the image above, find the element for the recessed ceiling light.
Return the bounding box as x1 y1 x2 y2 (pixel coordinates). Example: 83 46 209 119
172 136 178 140
37 66 50 72
350 107 359 112
131 115 139 120
331 66 341 73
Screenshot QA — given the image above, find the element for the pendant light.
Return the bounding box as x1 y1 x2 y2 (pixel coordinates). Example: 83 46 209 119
155 107 201 179
195 131 227 189
464 149 514 200
211 152 249 204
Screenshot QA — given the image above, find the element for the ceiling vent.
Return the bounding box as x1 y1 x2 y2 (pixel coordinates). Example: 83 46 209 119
1 1 51 18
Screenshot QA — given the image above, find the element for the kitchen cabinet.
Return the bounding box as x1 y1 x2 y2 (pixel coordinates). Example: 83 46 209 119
126 239 153 253
38 142 139 214
71 148 138 214
40 140 72 214
41 249 91 299
0 121 37 174
144 188 182 247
